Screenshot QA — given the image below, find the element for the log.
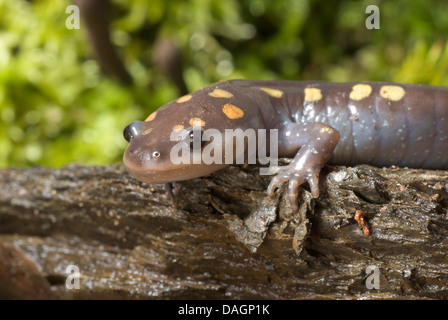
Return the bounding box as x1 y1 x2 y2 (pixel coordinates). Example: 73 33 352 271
0 162 447 299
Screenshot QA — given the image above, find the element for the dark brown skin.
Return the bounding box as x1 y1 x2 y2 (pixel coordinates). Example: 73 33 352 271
123 80 448 212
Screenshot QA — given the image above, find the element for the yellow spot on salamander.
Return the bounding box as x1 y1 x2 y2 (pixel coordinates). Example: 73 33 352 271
177 94 192 103
320 127 334 134
172 124 185 131
145 111 157 122
222 103 244 119
259 87 284 98
189 117 205 127
142 128 153 135
209 89 234 98
380 85 406 101
304 88 323 102
349 84 372 101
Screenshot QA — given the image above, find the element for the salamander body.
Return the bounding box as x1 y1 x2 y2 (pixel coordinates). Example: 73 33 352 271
123 80 448 212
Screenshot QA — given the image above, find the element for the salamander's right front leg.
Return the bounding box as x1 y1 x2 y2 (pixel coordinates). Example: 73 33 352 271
267 122 340 213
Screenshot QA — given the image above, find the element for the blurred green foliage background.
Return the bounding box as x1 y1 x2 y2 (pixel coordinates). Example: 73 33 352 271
1 0 447 167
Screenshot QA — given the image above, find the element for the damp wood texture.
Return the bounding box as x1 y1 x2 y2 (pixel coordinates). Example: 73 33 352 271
0 163 448 299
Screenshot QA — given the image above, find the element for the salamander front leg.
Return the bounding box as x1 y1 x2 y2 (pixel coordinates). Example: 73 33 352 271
267 122 340 213
165 183 178 210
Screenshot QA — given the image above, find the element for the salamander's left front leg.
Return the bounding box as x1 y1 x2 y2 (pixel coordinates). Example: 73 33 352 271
267 122 340 213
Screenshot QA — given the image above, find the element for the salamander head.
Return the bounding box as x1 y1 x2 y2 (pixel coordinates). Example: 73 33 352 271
123 82 261 184
123 118 227 184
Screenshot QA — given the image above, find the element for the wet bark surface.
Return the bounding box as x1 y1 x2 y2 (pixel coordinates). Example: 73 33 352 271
0 162 447 299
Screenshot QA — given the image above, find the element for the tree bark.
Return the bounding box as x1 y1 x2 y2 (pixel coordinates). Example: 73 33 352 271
0 162 447 299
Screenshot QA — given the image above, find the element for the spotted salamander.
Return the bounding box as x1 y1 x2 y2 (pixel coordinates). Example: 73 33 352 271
123 80 448 213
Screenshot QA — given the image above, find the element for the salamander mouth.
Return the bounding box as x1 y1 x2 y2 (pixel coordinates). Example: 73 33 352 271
125 166 192 184
124 163 228 184
123 142 228 184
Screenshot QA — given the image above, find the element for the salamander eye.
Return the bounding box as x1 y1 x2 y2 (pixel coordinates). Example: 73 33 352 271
185 127 205 150
123 121 145 143
123 125 135 143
